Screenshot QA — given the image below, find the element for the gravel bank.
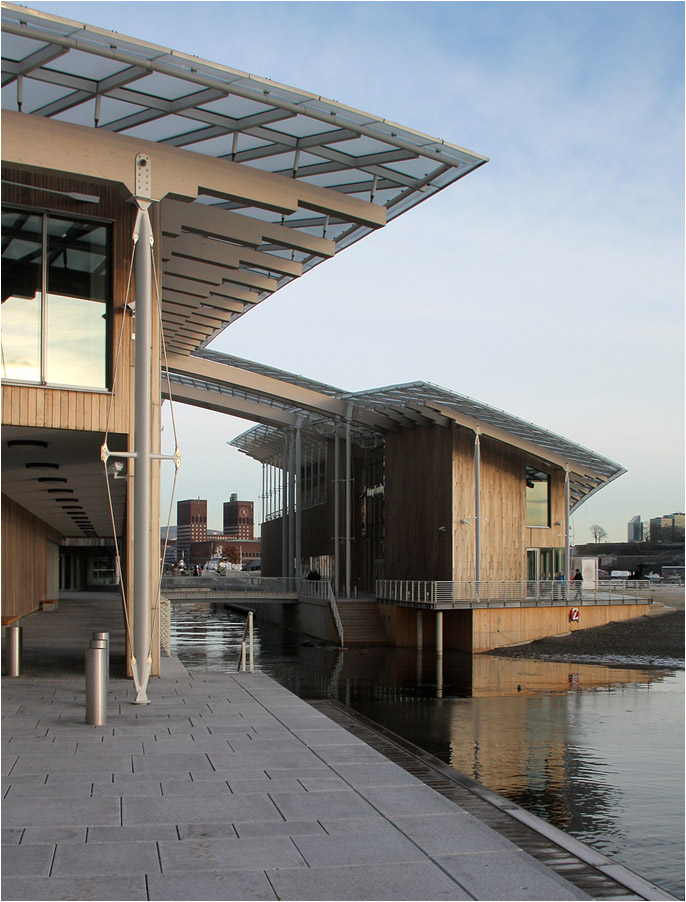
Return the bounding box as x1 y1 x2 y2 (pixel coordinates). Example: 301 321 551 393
489 609 685 669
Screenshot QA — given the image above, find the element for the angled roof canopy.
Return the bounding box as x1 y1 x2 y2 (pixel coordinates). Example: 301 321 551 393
161 349 625 511
1 2 488 354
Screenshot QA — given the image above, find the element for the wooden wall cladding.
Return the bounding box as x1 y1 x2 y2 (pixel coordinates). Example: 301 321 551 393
1 168 137 436
452 427 566 582
385 425 453 581
1 493 62 620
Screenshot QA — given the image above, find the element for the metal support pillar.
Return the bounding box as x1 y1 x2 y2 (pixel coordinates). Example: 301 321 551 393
288 430 296 579
564 464 571 580
345 415 352 599
436 610 443 657
132 197 152 705
334 427 340 598
281 435 288 578
416 610 423 650
295 424 302 579
474 431 481 589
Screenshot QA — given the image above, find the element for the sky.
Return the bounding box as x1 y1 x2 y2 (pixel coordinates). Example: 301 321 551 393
20 1 685 542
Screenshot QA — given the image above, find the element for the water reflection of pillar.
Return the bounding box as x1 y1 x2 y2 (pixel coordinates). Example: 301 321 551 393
436 652 443 698
417 610 423 649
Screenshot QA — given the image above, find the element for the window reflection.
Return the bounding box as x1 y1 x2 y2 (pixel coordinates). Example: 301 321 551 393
1 209 110 389
526 466 550 528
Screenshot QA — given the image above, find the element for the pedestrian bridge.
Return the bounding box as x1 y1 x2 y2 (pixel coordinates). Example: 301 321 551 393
161 575 301 603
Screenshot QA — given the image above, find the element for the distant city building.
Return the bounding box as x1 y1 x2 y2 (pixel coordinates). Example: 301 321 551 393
649 512 685 543
223 493 254 540
177 499 207 563
627 515 643 542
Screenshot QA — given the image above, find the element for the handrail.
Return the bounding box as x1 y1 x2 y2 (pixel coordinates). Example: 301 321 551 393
376 579 653 608
295 578 344 647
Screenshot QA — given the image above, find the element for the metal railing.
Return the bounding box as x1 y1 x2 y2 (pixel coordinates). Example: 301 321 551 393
161 575 299 596
376 579 653 609
298 578 344 646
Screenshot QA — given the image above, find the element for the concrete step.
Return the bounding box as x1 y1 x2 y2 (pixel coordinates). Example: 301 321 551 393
337 601 389 645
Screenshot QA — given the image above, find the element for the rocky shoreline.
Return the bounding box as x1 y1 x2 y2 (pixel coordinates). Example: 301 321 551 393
489 608 685 669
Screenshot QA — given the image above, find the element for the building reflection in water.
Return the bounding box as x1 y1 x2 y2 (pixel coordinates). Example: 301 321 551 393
171 603 684 898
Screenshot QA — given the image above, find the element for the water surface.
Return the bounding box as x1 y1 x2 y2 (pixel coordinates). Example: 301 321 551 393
171 602 684 897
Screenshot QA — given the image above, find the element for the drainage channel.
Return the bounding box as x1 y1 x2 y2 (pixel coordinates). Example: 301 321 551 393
309 699 676 902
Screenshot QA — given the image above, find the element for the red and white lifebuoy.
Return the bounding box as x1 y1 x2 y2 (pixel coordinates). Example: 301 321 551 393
569 607 580 623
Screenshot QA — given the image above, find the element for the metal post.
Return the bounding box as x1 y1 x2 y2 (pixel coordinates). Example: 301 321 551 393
248 610 254 673
436 610 443 657
92 632 110 693
345 415 352 599
295 424 302 580
85 642 107 725
281 435 288 578
334 427 340 598
133 200 153 705
6 626 22 677
564 465 571 581
474 431 481 589
288 431 296 579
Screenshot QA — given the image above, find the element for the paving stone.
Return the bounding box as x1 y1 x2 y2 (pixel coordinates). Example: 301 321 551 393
3 798 121 828
361 784 467 818
23 827 86 844
52 840 160 876
2 827 24 844
2 843 55 876
158 835 307 872
87 824 179 843
159 779 231 796
1 875 148 900
292 830 427 867
92 776 162 797
266 860 472 900
123 791 281 826
233 819 326 839
147 869 277 900
393 812 520 855
330 761 425 787
318 816 406 837
130 752 216 775
269 789 377 821
177 822 238 840
436 850 591 900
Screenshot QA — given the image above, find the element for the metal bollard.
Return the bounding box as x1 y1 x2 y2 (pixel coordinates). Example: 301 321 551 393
85 642 107 725
92 632 110 693
6 625 22 677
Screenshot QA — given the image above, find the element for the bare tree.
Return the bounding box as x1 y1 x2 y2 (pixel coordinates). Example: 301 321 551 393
590 524 608 543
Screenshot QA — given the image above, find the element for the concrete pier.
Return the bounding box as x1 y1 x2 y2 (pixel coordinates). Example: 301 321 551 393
1 597 676 901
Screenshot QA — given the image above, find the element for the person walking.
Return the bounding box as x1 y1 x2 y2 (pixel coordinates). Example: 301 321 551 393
572 568 583 600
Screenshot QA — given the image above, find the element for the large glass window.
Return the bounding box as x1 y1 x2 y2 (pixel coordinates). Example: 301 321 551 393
526 466 550 527
2 208 111 389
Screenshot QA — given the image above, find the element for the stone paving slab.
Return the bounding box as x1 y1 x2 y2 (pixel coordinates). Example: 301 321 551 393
2 607 597 901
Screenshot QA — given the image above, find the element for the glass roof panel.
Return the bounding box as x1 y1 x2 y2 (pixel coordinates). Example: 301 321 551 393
382 157 435 179
266 117 337 139
121 114 213 141
124 71 209 101
52 97 96 126
299 170 375 189
1 32 48 61
334 135 404 158
95 96 150 125
43 49 129 81
197 94 275 120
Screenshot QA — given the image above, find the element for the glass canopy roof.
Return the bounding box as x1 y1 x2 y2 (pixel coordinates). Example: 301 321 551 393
1 2 488 331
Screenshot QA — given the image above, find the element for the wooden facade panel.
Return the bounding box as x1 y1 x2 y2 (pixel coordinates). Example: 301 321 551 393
385 425 453 581
1 494 62 621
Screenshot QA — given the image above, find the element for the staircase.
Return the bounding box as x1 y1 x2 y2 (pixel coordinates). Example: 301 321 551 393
336 600 389 645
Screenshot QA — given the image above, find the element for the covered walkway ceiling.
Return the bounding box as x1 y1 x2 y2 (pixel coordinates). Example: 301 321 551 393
164 349 625 511
1 2 488 355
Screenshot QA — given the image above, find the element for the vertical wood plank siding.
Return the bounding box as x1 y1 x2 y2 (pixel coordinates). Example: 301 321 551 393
1 494 62 620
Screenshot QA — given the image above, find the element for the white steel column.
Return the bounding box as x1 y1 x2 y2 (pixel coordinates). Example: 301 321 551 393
334 427 340 598
345 414 352 599
295 424 302 579
564 464 571 580
132 196 153 705
281 435 288 577
436 610 443 657
474 431 481 587
288 429 296 579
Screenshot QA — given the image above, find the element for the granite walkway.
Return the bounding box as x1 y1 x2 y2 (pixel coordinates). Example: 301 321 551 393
0 598 670 900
